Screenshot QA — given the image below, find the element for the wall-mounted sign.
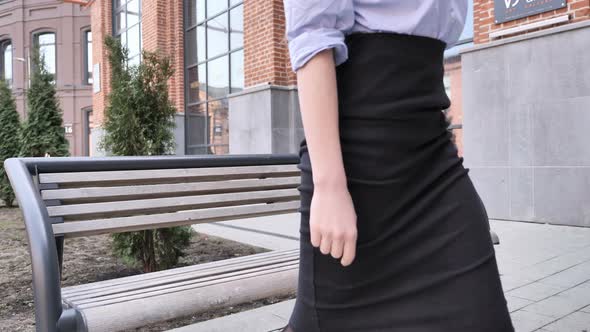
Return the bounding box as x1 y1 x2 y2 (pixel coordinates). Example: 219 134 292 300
93 63 100 94
494 0 567 24
64 124 73 135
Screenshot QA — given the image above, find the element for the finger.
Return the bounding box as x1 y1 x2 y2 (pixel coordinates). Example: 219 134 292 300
340 237 357 267
330 237 344 259
310 225 321 248
319 234 332 255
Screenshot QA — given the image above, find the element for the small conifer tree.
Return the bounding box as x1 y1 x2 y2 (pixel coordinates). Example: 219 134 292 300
102 36 191 272
20 47 69 158
0 80 21 207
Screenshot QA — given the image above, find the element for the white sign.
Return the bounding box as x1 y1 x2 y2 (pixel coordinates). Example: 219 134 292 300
93 63 100 93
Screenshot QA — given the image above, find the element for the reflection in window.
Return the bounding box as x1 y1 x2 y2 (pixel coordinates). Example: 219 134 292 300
34 32 56 76
184 0 243 155
84 30 93 84
458 0 474 44
443 74 451 102
1 40 12 85
113 0 142 66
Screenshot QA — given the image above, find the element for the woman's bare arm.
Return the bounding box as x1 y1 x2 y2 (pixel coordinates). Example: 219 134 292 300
296 49 357 267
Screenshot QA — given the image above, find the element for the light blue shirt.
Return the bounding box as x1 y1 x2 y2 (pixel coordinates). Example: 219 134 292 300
283 0 468 72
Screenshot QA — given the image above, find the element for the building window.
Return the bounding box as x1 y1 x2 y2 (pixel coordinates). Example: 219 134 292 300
113 0 142 66
83 108 94 156
184 0 243 155
443 74 451 101
84 30 93 84
0 40 12 85
33 32 57 79
458 0 474 44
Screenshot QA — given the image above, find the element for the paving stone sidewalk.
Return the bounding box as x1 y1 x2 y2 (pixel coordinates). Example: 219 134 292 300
188 216 590 332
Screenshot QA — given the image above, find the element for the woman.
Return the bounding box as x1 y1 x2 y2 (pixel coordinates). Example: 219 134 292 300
280 1 515 332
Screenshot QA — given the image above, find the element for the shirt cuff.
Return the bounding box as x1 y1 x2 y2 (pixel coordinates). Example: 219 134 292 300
288 28 348 72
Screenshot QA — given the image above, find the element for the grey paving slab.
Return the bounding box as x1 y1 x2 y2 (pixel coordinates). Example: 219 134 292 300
541 311 590 332
192 213 300 251
516 248 590 279
214 214 301 238
505 295 535 313
507 282 567 302
537 261 590 288
510 310 557 332
183 214 590 331
501 274 539 292
167 300 295 332
520 282 590 319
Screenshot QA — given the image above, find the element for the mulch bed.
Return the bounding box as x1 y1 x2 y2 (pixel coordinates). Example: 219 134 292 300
0 207 296 332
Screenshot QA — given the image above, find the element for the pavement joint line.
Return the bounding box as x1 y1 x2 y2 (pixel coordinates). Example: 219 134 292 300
534 268 590 287
514 279 590 315
506 259 590 290
532 244 590 265
533 308 589 331
491 218 590 229
209 222 301 241
516 309 568 332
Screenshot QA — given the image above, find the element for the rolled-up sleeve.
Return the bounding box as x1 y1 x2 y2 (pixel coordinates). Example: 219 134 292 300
283 0 355 72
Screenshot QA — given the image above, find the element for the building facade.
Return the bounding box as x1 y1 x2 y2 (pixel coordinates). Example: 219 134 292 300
0 0 92 156
444 1 476 158
462 0 590 226
90 0 301 157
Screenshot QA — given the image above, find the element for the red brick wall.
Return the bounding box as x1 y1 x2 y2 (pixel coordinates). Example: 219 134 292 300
244 0 296 87
142 0 184 113
91 0 112 125
91 0 184 125
474 0 590 44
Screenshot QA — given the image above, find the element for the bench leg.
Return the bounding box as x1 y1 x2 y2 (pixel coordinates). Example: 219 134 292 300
55 236 64 277
490 230 500 245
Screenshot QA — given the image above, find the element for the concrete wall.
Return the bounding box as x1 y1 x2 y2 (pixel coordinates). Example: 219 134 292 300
228 84 303 155
462 21 590 227
174 113 185 156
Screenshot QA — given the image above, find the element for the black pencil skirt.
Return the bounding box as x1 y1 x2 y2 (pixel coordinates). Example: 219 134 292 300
285 32 515 332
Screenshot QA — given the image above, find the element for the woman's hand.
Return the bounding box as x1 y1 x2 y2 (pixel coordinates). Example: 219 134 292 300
310 182 358 267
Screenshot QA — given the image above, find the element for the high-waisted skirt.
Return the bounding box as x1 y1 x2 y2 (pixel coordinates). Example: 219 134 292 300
286 32 515 332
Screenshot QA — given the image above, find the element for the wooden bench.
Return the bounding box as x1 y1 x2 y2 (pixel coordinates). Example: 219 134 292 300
5 153 500 332
4 154 301 332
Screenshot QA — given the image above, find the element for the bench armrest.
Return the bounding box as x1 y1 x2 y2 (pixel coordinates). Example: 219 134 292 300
4 158 64 332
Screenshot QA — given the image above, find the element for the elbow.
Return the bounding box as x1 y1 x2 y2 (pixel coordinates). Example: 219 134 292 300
288 29 349 72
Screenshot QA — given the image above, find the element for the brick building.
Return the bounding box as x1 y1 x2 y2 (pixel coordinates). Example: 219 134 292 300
88 0 475 157
0 0 92 156
461 0 590 227
90 0 300 156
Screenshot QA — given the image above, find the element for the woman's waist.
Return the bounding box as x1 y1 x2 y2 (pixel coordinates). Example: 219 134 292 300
337 32 450 113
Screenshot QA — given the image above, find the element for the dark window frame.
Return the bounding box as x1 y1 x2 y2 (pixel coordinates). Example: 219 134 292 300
184 0 243 155
83 28 92 85
82 107 93 156
112 0 142 66
32 30 57 81
0 39 12 85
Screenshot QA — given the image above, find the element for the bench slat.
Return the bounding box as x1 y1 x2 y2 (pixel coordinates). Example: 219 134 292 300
52 201 300 238
61 249 299 296
39 164 300 186
75 263 298 310
74 264 297 332
47 188 300 220
68 260 299 307
41 176 300 203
